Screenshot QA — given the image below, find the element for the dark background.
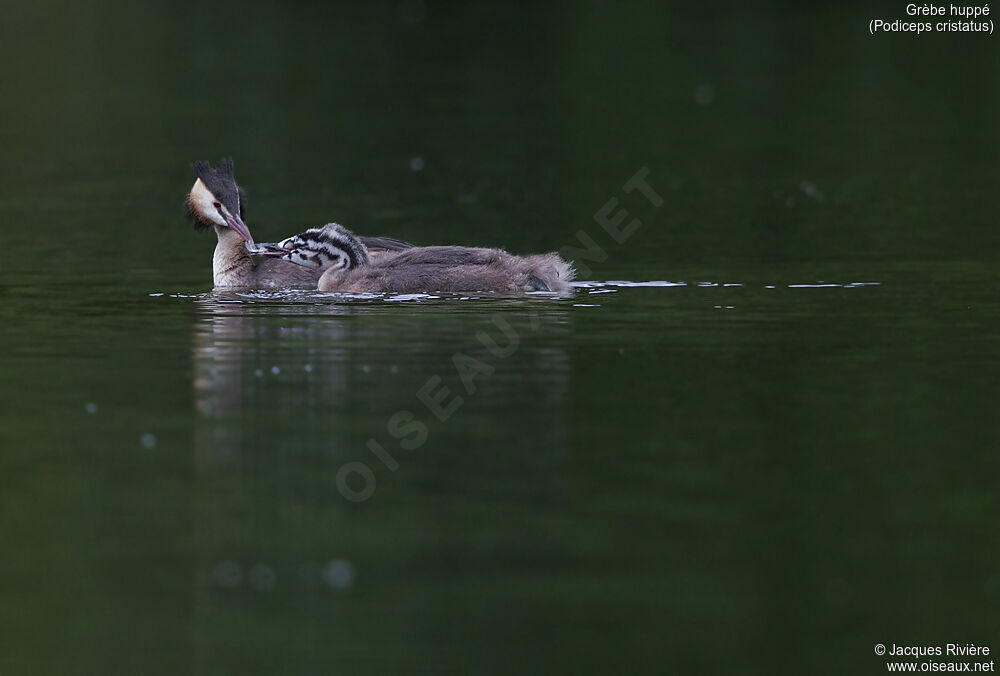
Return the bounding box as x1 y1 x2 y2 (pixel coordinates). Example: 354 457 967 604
0 2 998 674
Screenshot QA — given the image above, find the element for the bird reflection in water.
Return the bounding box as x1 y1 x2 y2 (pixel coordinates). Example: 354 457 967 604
190 295 572 595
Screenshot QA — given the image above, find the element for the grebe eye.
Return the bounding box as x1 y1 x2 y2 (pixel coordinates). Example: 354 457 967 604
213 201 221 209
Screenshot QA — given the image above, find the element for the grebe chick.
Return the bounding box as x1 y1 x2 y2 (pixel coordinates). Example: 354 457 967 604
258 223 575 294
185 158 413 290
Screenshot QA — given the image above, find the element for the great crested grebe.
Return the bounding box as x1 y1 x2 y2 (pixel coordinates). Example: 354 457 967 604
185 158 413 289
255 223 575 293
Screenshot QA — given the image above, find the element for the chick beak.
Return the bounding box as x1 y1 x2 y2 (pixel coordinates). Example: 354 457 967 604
223 212 255 245
249 242 290 257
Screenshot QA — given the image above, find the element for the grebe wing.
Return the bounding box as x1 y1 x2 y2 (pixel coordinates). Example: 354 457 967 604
358 236 414 253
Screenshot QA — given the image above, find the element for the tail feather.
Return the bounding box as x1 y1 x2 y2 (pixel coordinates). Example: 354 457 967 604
525 253 575 293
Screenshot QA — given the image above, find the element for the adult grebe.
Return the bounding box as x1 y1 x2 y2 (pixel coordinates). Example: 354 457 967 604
184 158 412 289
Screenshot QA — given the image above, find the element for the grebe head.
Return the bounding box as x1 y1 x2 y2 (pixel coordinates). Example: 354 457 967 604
258 224 370 269
184 157 254 244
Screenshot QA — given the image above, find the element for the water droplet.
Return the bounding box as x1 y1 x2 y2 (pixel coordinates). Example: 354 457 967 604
409 156 425 172
140 433 156 449
270 366 280 375
304 364 313 373
323 559 356 589
254 369 263 377
694 83 716 105
800 180 824 201
84 402 98 415
361 365 371 373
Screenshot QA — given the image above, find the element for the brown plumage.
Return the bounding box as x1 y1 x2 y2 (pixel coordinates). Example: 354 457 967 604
259 224 575 294
183 159 574 293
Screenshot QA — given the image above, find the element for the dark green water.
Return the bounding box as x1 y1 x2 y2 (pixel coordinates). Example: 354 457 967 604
1 2 998 674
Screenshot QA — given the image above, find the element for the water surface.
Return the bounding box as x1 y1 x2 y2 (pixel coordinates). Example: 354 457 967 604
1 2 998 674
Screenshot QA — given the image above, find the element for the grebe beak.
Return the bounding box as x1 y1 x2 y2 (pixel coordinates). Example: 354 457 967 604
223 212 255 245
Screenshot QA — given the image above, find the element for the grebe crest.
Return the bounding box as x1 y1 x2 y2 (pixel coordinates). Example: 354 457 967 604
184 157 253 244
